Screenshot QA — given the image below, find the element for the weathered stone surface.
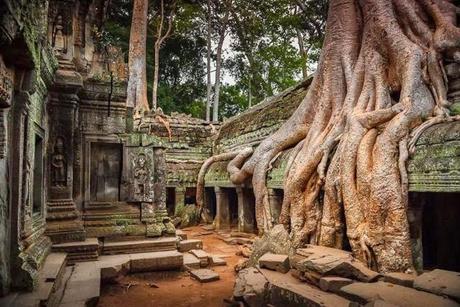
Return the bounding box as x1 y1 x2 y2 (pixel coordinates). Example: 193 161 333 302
183 253 201 270
248 225 294 267
102 237 178 255
234 267 351 307
176 229 187 240
383 272 415 288
258 253 290 273
319 276 353 293
293 245 379 282
414 269 460 301
190 269 220 283
190 249 209 267
233 267 269 307
210 256 227 266
60 262 100 306
130 251 183 272
178 239 203 252
365 299 399 307
340 281 458 307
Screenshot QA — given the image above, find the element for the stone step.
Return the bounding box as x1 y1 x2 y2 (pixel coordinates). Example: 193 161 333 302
178 239 203 252
183 253 201 270
1 252 68 307
46 211 79 221
102 237 178 255
53 238 100 265
60 262 100 307
190 249 209 267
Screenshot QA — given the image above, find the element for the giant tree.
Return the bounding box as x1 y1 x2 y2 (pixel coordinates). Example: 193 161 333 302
127 0 150 115
226 0 460 273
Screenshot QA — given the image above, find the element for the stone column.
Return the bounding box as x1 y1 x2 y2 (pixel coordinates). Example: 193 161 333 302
175 186 186 211
214 187 230 230
236 187 255 233
45 68 85 243
268 189 283 225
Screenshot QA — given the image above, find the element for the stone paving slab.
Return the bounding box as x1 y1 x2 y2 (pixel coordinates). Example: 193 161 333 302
259 253 290 273
340 281 458 307
210 255 227 266
414 269 460 301
190 269 220 283
383 272 415 288
319 276 353 293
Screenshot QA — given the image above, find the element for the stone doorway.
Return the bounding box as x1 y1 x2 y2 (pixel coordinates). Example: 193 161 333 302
166 187 176 216
90 142 122 202
422 192 460 271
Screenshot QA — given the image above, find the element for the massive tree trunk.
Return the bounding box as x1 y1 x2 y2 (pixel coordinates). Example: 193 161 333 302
127 0 149 115
227 0 459 273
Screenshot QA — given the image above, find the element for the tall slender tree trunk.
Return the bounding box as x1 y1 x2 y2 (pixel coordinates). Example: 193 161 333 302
127 0 149 115
152 0 174 111
296 29 308 79
212 33 225 122
206 0 212 122
212 3 230 122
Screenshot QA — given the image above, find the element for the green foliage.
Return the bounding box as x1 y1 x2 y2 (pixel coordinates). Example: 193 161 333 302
102 0 326 120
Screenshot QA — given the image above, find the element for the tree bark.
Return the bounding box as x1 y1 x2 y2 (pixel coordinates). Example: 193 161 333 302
227 0 459 273
206 0 212 122
152 0 175 110
212 1 231 122
127 0 149 115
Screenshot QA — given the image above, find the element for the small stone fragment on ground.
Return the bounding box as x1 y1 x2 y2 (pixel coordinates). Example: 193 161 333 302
210 255 227 266
414 269 460 301
190 269 220 283
258 253 290 273
190 249 209 267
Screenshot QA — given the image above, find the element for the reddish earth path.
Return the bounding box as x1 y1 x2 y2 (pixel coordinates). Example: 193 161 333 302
97 226 244 307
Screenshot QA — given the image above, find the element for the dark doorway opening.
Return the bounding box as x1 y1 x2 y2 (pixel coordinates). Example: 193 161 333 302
33 134 44 215
166 187 175 216
422 192 460 271
204 187 216 220
228 188 238 226
185 187 196 205
90 142 122 202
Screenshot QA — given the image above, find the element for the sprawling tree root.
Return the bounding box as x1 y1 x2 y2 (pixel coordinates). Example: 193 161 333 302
196 147 253 221
227 0 460 272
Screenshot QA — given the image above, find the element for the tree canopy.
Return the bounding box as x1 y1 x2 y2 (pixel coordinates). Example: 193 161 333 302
102 0 327 120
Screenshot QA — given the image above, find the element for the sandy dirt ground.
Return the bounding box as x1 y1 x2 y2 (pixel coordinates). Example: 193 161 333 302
97 226 245 307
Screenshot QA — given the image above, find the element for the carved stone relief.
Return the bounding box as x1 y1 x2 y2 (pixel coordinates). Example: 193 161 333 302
51 137 67 187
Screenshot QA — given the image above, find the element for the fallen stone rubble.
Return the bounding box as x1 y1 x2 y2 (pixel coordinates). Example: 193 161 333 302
233 245 460 307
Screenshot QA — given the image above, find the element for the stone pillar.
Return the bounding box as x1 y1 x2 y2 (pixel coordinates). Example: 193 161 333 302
45 68 85 243
268 189 283 225
214 187 230 230
175 186 186 211
236 187 255 233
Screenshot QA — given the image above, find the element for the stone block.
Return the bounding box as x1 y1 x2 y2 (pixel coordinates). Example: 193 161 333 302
176 229 187 240
130 251 183 273
190 249 209 267
183 253 201 270
319 276 353 293
259 253 290 273
190 269 220 283
414 269 460 301
178 239 203 252
294 245 379 282
383 272 415 288
340 281 458 307
210 256 227 266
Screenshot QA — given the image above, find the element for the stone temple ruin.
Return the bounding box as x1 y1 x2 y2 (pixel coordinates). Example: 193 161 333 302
0 0 459 306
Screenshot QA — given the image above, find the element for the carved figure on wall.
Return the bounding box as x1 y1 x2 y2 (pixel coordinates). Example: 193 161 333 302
51 137 67 187
51 14 68 54
134 153 149 200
